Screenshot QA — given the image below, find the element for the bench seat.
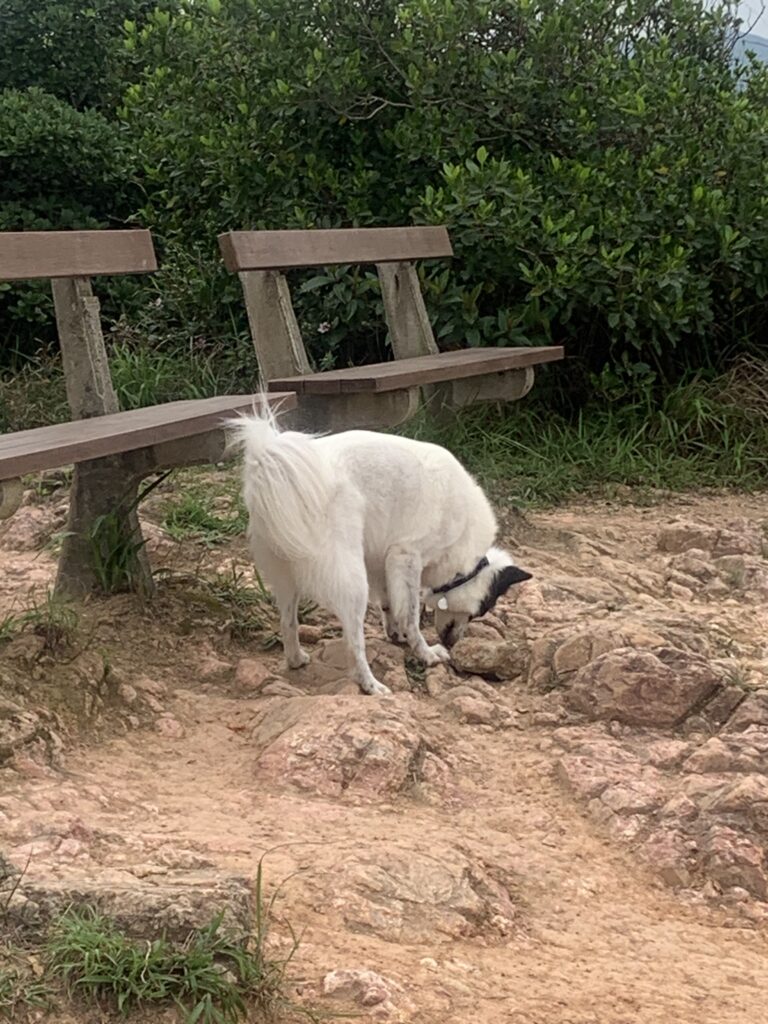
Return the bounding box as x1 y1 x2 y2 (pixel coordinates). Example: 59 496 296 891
0 393 296 479
268 346 564 395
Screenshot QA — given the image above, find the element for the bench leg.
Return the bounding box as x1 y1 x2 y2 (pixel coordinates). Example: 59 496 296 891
424 367 535 423
285 389 421 433
55 453 154 600
0 478 23 520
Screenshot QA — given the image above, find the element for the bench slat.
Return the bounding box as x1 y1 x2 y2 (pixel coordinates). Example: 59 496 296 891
268 347 564 395
219 227 453 272
0 230 158 282
0 394 296 479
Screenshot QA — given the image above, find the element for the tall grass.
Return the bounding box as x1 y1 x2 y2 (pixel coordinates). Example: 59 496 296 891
406 357 768 504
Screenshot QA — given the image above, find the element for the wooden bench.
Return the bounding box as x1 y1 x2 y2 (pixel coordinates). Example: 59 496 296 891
218 226 564 431
0 230 296 598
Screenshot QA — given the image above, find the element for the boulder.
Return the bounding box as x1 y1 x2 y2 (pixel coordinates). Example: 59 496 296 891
566 646 721 727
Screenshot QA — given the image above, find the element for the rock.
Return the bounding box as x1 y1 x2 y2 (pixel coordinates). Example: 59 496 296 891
197 654 233 681
154 715 186 739
425 664 457 698
463 620 505 642
0 505 64 552
713 519 764 557
450 638 527 680
233 658 272 692
298 624 323 644
329 849 520 944
0 700 63 767
250 696 451 800
600 780 666 815
6 873 252 942
322 969 412 1021
641 739 691 769
660 794 699 822
658 521 719 554
260 680 304 697
683 729 768 775
701 826 768 899
700 775 768 830
701 686 746 728
556 749 650 801
566 646 721 727
639 829 695 888
444 694 496 727
725 692 768 732
139 520 175 558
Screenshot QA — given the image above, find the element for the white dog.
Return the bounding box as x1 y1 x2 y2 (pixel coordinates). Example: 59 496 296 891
229 406 531 695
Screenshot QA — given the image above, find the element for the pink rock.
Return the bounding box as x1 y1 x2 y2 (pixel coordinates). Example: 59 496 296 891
639 829 695 888
600 780 666 815
446 694 496 726
154 715 185 739
701 826 768 899
566 646 720 727
657 521 718 554
233 658 272 692
322 969 411 1020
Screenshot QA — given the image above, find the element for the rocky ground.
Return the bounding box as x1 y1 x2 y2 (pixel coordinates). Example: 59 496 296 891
1 473 768 1023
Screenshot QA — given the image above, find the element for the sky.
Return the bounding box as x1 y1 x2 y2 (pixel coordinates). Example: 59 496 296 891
739 1 768 36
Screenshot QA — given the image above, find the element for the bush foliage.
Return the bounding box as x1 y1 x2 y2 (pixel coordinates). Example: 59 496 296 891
2 0 768 399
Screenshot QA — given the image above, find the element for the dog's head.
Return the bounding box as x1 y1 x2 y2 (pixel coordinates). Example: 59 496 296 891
424 546 532 648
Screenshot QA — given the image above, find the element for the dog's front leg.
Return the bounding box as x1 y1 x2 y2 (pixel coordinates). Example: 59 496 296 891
385 547 450 666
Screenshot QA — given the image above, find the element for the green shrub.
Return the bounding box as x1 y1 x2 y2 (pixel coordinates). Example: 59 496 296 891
0 88 135 363
118 0 768 391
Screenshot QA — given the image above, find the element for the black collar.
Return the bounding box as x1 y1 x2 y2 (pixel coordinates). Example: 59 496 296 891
432 556 489 595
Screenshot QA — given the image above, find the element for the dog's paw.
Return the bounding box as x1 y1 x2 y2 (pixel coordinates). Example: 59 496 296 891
422 643 451 666
286 649 310 670
360 679 392 697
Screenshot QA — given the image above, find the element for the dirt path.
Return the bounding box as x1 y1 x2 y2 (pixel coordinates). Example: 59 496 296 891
2 486 768 1022
5 684 767 1024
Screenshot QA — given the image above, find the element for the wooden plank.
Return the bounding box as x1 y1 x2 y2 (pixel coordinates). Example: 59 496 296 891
0 230 158 282
219 227 453 272
0 393 297 479
268 347 565 395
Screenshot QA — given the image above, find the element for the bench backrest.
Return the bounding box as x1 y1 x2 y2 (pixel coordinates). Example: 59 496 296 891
0 230 157 282
218 226 451 380
219 226 452 272
1 229 158 422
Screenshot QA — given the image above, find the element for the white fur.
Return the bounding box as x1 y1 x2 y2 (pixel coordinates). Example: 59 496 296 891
228 405 524 695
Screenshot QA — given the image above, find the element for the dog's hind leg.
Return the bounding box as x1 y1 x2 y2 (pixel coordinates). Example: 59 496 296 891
320 553 391 696
386 547 450 666
252 544 309 670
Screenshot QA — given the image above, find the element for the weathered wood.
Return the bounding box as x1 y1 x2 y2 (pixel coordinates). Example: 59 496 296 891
0 394 298 479
441 366 536 407
0 230 157 282
268 347 564 395
286 389 421 433
239 270 312 380
219 227 452 272
377 261 439 361
55 453 153 600
0 478 23 520
52 277 120 419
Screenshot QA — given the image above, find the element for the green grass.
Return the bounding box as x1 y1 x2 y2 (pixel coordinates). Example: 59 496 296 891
48 909 285 1024
163 488 248 546
405 359 768 505
0 590 79 652
0 861 314 1024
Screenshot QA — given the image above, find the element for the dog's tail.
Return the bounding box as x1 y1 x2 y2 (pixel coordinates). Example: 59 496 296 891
226 402 332 561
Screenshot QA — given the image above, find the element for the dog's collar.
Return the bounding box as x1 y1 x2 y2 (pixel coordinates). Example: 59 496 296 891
432 556 489 597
